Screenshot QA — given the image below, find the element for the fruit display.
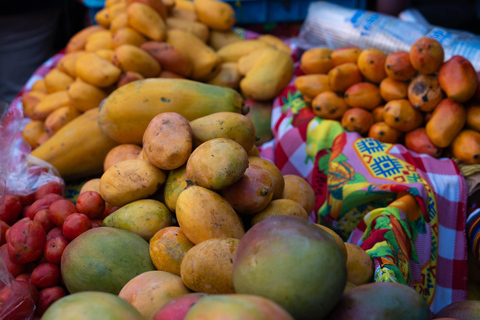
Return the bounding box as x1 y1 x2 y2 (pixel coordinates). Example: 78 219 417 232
296 37 480 163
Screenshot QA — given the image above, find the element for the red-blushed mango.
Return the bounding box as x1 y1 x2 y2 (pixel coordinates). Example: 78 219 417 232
384 99 423 133
425 98 467 148
467 105 480 132
407 74 443 112
118 270 190 319
175 185 245 244
311 91 349 120
281 174 316 215
151 293 208 320
328 63 363 92
379 77 408 102
221 163 274 215
251 198 309 227
331 46 362 66
163 165 188 212
183 294 294 320
233 215 346 320
149 226 195 276
357 48 387 83
384 50 417 81
103 144 142 172
344 243 374 285
344 82 382 110
341 107 374 136
141 41 193 78
300 47 334 74
248 156 285 200
451 130 480 164
405 127 443 158
180 238 239 294
438 55 478 103
368 122 402 144
325 282 429 320
409 36 444 75
433 300 480 319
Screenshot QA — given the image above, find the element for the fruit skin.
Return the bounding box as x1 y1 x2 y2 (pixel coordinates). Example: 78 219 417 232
409 36 444 75
451 130 480 164
325 282 429 320
194 0 236 31
331 46 362 67
163 165 188 212
426 98 467 148
407 74 443 112
467 105 480 132
341 107 374 136
356 48 387 84
233 215 346 320
251 199 309 227
438 55 478 103
344 243 374 286
183 294 295 320
31 108 119 181
433 300 480 319
379 77 408 102
41 291 144 320
151 293 208 320
344 82 382 110
176 186 245 244
328 63 363 92
368 122 402 144
300 48 334 75
405 127 443 158
311 91 349 120
61 227 155 294
383 99 423 133
98 78 244 144
7 219 46 264
118 270 190 320
244 99 273 146
384 50 416 82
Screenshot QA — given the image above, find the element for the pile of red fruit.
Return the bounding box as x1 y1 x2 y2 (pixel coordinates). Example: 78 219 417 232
0 180 114 319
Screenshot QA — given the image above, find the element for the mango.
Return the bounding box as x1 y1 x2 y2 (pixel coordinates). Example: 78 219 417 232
244 99 274 146
85 30 113 52
409 36 444 75
22 91 47 119
344 243 374 285
216 39 270 63
75 52 122 88
451 130 480 164
438 55 478 103
163 165 188 212
190 112 256 152
110 13 129 33
22 120 45 149
282 174 316 215
151 293 208 320
140 41 193 77
33 90 71 120
57 51 85 77
311 91 348 120
433 300 480 319
383 99 423 132
467 105 480 132
425 98 467 148
104 144 142 171
186 138 248 190
127 2 167 41
94 7 111 28
207 62 242 89
126 0 168 20
325 282 429 320
175 185 245 244
208 29 242 50
233 215 347 320
357 48 387 84
331 46 362 66
294 74 330 100
368 122 402 144
371 106 385 123
248 156 285 200
344 82 382 110
181 238 239 294
328 63 363 92
67 79 108 112
379 77 408 102
44 105 82 136
31 78 48 93
384 50 417 81
111 27 147 49
405 127 443 158
220 163 274 215
116 71 144 88
251 198 309 227
341 107 374 135
257 34 291 54
407 74 443 112
165 17 210 42
300 47 334 74
44 68 75 93
113 44 161 77
103 199 174 240
237 48 271 76
66 25 106 53
193 0 236 31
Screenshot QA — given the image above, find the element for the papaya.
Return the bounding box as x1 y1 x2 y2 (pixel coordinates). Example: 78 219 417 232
189 112 256 151
41 292 144 320
240 48 294 101
166 29 221 81
60 227 155 294
97 78 245 144
31 108 120 181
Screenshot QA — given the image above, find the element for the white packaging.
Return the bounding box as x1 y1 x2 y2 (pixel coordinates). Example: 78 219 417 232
293 1 480 70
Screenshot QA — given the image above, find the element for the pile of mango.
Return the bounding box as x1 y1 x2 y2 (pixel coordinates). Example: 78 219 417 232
296 37 480 164
20 0 294 168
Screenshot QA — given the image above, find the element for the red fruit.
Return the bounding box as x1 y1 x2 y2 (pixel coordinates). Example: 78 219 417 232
35 286 67 317
34 209 56 233
91 219 103 228
46 227 63 241
24 194 63 220
16 273 31 282
0 220 9 245
48 199 77 227
0 279 37 320
62 213 92 241
7 219 46 264
34 181 64 200
30 262 61 289
0 195 23 225
17 191 36 207
101 204 120 220
76 191 106 220
0 244 25 277
44 236 69 265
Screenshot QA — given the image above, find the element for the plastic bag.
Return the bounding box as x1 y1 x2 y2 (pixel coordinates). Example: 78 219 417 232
0 100 64 203
293 1 480 70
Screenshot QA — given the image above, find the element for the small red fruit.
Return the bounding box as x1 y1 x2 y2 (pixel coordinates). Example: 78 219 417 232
62 213 92 241
30 262 61 289
34 181 64 200
0 195 23 225
44 236 69 265
48 199 77 227
76 191 106 220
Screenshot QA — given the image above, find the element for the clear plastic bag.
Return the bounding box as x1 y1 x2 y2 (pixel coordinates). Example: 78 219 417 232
293 1 480 70
0 100 64 204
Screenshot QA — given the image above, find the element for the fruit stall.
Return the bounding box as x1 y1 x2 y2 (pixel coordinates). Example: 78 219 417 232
1 0 480 319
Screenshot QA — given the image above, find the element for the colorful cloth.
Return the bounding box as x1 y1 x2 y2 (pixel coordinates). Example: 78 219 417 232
260 75 469 316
